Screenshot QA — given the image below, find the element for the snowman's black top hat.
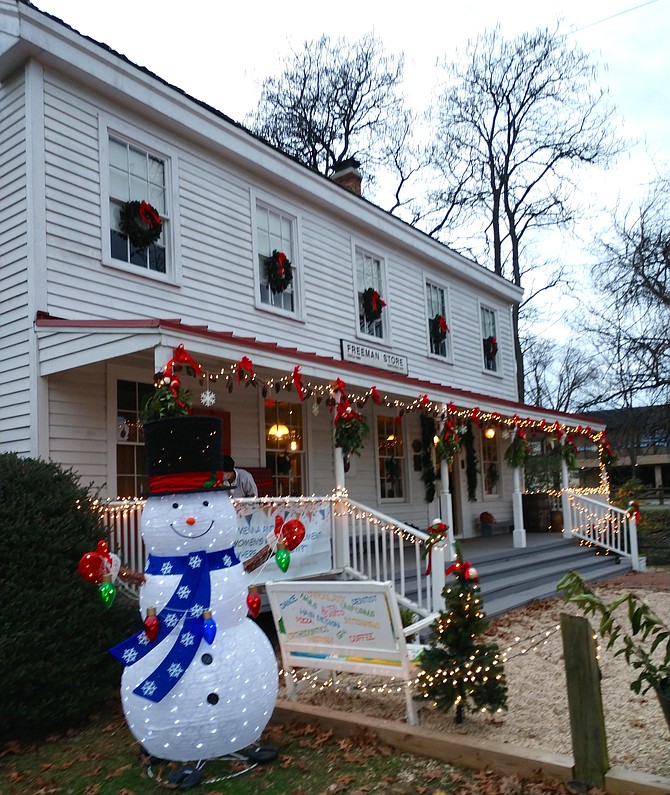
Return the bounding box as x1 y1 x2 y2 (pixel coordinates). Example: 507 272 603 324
143 415 230 494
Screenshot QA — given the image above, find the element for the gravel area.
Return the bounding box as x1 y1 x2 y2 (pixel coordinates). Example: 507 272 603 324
280 568 670 779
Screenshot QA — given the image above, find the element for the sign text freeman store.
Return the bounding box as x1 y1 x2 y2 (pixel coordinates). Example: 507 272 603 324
340 341 409 375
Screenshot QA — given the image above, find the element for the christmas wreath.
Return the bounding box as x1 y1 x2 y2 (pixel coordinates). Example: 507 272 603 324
265 250 293 294
561 434 578 469
504 428 530 468
483 335 498 361
600 438 617 469
119 200 162 248
430 314 449 348
334 398 369 461
362 287 386 322
436 419 462 464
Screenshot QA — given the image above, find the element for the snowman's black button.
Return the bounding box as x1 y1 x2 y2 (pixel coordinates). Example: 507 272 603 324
201 653 213 665
207 693 219 705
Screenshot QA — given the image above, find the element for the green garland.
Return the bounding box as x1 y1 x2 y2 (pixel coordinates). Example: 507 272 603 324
119 200 162 248
265 249 293 294
463 423 478 502
420 413 437 503
561 435 578 469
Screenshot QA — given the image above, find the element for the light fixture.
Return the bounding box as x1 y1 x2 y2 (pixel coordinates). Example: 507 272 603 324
433 435 440 446
484 426 496 439
290 440 297 451
268 423 289 439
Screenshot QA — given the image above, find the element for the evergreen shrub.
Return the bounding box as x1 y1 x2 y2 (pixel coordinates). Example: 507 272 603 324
0 453 135 742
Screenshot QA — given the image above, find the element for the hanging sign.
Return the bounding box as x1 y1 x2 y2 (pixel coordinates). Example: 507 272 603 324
340 340 408 375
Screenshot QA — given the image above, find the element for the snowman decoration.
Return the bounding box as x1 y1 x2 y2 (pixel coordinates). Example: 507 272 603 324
109 408 280 763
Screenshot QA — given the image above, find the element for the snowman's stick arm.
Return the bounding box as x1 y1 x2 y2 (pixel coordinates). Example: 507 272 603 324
243 544 273 573
118 565 146 586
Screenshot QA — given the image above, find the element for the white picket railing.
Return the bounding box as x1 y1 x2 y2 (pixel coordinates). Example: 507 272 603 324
566 492 641 571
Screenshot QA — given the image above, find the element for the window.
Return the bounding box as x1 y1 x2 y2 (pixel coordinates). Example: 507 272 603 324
426 280 451 359
377 415 404 500
265 400 304 495
257 204 297 313
109 137 168 273
481 430 500 498
480 305 499 372
356 249 386 339
116 380 154 497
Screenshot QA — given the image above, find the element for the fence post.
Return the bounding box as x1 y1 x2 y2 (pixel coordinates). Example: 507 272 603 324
512 467 526 548
332 446 350 570
627 513 641 572
560 612 609 789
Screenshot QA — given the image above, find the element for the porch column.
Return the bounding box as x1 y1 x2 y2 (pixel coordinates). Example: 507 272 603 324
154 345 173 373
512 467 527 548
332 446 349 570
439 457 456 561
560 459 573 536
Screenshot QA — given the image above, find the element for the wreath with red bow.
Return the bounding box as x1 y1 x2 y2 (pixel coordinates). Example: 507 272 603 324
430 314 449 348
265 250 293 294
362 287 386 322
119 200 162 248
483 335 498 361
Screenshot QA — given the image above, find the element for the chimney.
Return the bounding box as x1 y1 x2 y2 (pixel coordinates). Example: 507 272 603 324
331 158 362 196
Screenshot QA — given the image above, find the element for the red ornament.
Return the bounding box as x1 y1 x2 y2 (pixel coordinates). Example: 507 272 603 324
279 518 306 551
246 589 262 619
78 551 105 583
143 607 160 642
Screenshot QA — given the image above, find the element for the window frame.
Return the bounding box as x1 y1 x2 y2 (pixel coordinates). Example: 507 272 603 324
353 244 390 343
99 116 182 284
251 192 304 320
375 411 406 503
424 277 453 362
479 302 501 375
480 428 501 500
263 397 306 496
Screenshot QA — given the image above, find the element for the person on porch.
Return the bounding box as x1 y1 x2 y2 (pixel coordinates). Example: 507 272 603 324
222 455 258 498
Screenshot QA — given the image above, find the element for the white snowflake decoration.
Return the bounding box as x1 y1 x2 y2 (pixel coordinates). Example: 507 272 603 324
312 401 320 416
200 389 216 407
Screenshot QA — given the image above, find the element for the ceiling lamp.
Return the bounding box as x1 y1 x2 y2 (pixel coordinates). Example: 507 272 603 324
268 423 289 439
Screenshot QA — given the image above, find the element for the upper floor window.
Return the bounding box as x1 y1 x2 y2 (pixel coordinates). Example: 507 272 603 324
257 204 297 314
356 249 387 340
109 137 168 274
426 280 451 359
377 414 404 500
480 305 499 372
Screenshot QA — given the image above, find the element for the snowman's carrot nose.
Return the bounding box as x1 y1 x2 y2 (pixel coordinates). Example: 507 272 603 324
186 516 196 525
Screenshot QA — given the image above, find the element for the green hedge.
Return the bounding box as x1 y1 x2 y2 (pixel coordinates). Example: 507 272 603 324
0 453 135 742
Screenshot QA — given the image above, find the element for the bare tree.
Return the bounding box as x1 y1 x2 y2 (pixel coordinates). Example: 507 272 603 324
246 34 425 214
426 24 622 399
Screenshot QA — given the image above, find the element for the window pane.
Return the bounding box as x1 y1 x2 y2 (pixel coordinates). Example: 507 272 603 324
482 433 500 497
130 175 147 201
110 169 128 201
128 146 147 178
148 156 164 187
110 229 128 261
377 415 404 499
109 138 127 170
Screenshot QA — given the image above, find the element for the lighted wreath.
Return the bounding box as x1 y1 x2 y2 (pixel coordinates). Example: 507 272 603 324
265 250 293 294
561 434 578 469
436 419 462 464
601 438 617 469
119 200 162 248
504 427 530 468
334 398 369 462
483 335 498 361
430 314 449 348
362 287 386 322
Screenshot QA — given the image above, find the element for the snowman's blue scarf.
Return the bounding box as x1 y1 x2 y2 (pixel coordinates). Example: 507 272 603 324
109 547 239 703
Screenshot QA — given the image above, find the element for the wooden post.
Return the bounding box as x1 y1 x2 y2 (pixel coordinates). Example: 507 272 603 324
560 613 609 789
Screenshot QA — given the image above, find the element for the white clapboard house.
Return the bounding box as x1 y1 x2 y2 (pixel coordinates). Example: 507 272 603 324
1 2 640 619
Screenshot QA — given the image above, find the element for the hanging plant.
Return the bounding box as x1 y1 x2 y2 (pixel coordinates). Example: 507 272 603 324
561 434 578 469
334 399 369 462
504 427 530 468
362 287 386 321
265 249 293 294
429 314 449 348
119 200 162 248
601 438 617 469
483 335 498 361
436 419 462 465
462 423 478 502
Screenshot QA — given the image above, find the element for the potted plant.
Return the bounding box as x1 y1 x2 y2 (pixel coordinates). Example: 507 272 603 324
558 570 670 731
479 511 496 538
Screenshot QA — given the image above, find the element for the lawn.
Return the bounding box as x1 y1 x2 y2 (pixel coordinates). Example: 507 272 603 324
1 702 578 795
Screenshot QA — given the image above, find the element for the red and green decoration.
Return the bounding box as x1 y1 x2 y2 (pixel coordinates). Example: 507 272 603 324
601 438 617 469
436 418 462 464
430 314 449 348
504 427 530 468
362 287 386 322
422 519 449 575
141 344 202 421
334 396 369 463
119 200 162 248
483 335 498 362
265 250 293 294
561 434 579 469
416 543 507 723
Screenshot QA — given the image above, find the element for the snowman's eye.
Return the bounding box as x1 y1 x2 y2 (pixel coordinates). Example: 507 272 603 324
172 502 179 509
202 500 210 507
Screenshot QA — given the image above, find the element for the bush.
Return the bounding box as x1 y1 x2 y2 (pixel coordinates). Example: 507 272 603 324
612 477 645 508
0 453 135 742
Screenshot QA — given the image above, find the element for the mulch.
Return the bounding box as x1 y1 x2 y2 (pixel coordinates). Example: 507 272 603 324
598 565 669 590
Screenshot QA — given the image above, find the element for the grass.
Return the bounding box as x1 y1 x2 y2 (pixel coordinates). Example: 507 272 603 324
1 701 577 795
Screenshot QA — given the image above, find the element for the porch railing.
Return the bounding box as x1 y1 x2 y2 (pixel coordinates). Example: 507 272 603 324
566 491 641 571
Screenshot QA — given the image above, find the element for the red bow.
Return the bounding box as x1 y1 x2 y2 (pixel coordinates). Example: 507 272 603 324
276 251 287 277
334 398 361 425
163 344 202 378
370 290 386 313
445 560 473 580
419 394 430 408
236 356 254 384
139 200 160 228
370 386 381 405
471 407 481 427
334 378 347 395
438 316 449 334
447 401 458 414
292 366 305 401
423 521 448 576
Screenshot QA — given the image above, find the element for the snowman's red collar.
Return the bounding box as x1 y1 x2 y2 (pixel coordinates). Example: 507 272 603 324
148 471 233 493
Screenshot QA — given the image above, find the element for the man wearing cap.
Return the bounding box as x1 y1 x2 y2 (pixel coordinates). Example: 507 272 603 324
222 455 258 498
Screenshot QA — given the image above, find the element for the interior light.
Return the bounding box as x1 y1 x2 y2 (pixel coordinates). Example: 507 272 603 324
268 424 289 439
290 440 297 451
433 435 440 446
484 427 496 439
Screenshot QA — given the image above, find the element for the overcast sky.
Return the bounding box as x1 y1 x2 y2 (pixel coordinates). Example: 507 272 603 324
30 0 670 336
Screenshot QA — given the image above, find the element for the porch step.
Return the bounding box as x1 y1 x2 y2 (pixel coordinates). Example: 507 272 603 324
466 538 632 618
